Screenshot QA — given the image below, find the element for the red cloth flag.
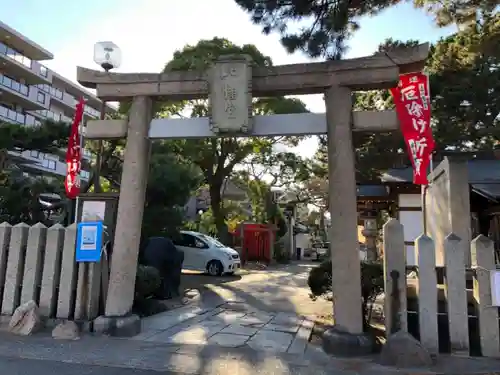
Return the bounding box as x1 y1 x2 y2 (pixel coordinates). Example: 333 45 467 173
65 98 85 199
390 72 434 185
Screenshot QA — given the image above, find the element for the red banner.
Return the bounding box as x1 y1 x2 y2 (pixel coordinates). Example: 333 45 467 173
65 98 85 199
390 72 434 185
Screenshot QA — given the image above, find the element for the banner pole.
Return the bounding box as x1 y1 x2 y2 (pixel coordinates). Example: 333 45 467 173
73 98 86 224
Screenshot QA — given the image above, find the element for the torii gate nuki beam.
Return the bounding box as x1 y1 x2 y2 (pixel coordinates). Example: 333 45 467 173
77 43 429 338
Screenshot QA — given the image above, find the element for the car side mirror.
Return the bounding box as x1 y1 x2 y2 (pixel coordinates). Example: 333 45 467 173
195 240 205 249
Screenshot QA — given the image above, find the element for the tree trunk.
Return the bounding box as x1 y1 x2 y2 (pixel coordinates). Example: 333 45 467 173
209 182 229 244
0 149 7 172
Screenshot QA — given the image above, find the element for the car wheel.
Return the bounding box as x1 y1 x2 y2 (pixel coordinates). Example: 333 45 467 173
207 260 223 276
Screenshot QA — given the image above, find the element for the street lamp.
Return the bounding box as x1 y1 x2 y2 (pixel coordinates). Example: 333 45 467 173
93 41 122 72
92 42 122 192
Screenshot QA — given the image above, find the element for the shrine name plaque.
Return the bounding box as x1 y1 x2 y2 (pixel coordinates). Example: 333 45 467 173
208 55 253 134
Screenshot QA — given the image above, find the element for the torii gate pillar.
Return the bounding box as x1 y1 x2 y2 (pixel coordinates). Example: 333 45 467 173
105 96 152 317
325 86 364 334
94 96 152 333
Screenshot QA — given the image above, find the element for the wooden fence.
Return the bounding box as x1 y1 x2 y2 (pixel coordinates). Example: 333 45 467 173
383 218 500 358
0 222 107 322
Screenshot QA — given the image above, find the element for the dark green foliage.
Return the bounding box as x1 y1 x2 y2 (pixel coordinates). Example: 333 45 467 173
0 170 64 225
133 265 170 317
308 16 500 183
134 265 161 301
234 0 401 59
0 119 70 153
234 0 497 59
142 142 203 239
308 259 384 330
0 119 70 225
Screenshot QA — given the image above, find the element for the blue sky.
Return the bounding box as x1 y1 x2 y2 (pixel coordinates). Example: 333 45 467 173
1 0 456 156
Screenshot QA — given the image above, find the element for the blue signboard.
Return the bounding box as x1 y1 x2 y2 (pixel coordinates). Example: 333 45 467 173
76 222 103 262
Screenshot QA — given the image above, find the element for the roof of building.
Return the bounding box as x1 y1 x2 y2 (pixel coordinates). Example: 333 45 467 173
381 159 500 184
0 21 53 61
378 158 500 201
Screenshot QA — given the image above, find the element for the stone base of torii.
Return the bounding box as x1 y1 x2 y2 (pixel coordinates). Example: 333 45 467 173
77 44 429 349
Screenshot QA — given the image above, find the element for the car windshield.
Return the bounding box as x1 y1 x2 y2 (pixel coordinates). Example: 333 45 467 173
199 234 225 248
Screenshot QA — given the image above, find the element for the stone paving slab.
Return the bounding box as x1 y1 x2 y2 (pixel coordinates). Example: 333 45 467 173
263 322 301 333
221 324 259 336
247 330 295 352
208 333 250 347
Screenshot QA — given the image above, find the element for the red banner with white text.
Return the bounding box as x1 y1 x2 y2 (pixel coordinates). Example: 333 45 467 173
390 72 434 185
65 98 85 199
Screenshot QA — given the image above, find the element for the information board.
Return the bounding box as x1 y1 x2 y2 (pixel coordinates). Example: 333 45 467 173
76 221 103 262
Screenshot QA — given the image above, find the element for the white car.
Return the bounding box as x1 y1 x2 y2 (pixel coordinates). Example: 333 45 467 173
174 230 241 276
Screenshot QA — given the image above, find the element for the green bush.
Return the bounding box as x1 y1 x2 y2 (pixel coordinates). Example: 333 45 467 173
134 265 161 302
308 259 384 331
273 240 290 263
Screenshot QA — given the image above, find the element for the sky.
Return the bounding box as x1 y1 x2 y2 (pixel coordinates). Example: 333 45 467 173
1 0 457 157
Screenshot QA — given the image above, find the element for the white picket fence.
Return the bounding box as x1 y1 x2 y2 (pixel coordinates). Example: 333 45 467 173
383 218 500 357
0 222 105 322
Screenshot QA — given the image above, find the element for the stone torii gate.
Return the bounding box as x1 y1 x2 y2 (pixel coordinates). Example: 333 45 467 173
77 44 429 337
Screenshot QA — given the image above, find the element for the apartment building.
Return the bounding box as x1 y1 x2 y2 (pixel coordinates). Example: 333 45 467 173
0 20 115 180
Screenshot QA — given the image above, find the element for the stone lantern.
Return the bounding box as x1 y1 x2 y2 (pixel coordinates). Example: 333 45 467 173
360 206 378 261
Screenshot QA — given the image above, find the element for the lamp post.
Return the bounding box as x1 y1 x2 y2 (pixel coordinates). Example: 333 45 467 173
92 42 122 192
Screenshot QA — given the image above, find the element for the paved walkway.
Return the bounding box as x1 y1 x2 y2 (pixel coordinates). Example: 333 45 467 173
184 261 332 319
131 303 315 355
130 261 331 355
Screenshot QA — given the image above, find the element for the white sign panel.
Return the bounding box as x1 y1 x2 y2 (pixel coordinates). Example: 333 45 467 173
490 270 500 306
399 210 424 242
81 201 106 222
209 57 252 134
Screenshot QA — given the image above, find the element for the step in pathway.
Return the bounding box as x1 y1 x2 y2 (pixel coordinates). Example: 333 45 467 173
131 303 315 355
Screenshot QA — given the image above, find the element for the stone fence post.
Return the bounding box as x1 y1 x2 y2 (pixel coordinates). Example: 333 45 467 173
57 223 78 319
39 224 65 317
0 222 12 311
382 218 407 335
470 235 500 358
21 223 47 305
415 234 439 354
444 233 469 354
2 223 29 315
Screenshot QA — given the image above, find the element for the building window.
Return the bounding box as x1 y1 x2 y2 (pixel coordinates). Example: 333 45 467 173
30 150 40 158
44 153 58 161
40 65 48 77
41 159 57 170
37 92 46 104
81 170 90 179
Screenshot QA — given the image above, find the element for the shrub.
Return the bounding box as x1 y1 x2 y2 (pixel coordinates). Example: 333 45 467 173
308 259 384 331
273 240 290 263
134 265 161 302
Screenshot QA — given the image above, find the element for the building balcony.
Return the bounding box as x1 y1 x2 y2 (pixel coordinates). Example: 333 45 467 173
0 73 47 110
0 42 51 85
32 108 73 124
0 104 41 126
9 149 91 180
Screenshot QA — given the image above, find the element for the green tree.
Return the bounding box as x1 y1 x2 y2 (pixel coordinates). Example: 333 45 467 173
141 142 203 239
234 0 497 59
305 15 500 182
154 38 309 242
0 119 71 224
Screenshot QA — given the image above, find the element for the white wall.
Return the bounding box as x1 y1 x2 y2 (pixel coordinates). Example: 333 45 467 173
398 193 423 266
